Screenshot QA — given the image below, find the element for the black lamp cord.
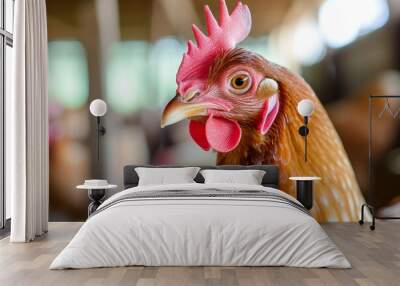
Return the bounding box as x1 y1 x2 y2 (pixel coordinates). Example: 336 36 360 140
304 116 308 163
96 117 107 162
97 117 101 161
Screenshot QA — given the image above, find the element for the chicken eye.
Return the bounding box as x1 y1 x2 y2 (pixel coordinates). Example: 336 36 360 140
229 73 252 94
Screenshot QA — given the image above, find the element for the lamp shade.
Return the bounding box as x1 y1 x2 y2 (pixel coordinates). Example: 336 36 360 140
89 99 107 117
297 99 314 117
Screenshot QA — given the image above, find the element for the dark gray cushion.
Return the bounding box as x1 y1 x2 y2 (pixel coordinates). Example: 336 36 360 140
123 165 279 190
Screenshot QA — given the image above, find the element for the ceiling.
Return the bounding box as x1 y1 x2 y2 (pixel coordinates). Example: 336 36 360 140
47 0 320 41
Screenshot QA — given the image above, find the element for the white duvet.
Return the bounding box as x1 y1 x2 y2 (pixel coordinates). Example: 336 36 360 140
50 183 350 269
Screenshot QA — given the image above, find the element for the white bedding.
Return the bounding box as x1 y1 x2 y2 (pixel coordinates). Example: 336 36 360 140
50 183 350 269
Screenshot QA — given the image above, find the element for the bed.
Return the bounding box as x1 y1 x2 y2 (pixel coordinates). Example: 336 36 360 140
50 165 350 269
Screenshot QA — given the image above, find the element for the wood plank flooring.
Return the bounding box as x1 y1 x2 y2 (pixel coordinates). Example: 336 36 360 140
0 221 399 286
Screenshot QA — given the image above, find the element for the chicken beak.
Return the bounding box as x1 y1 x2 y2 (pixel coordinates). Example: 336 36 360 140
161 95 209 128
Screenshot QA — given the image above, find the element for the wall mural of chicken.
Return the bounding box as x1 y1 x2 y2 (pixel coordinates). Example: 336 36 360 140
161 0 365 222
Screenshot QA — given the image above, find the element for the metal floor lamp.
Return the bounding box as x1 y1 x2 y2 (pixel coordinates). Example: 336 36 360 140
360 95 400 230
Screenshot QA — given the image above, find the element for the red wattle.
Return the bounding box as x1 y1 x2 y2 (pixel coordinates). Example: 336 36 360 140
189 120 210 151
205 115 242 153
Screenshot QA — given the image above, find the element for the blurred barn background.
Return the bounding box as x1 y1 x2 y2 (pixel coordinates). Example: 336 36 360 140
46 0 400 220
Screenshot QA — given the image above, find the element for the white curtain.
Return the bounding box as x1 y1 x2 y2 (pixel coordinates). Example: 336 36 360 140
7 0 49 242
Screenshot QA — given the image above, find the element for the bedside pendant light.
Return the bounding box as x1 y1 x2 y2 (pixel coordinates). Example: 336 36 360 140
297 99 315 162
89 99 107 161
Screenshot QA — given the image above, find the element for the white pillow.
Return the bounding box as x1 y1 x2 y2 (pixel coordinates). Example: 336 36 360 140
135 167 200 186
200 169 265 185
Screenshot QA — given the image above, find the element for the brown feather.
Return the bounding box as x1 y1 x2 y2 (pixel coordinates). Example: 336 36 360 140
215 49 365 222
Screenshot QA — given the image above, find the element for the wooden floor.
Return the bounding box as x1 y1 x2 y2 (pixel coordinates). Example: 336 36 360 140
0 221 399 286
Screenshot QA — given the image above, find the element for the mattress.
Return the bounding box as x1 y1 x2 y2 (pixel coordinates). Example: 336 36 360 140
50 183 350 269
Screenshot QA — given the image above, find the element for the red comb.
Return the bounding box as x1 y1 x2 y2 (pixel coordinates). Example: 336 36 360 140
176 0 252 95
